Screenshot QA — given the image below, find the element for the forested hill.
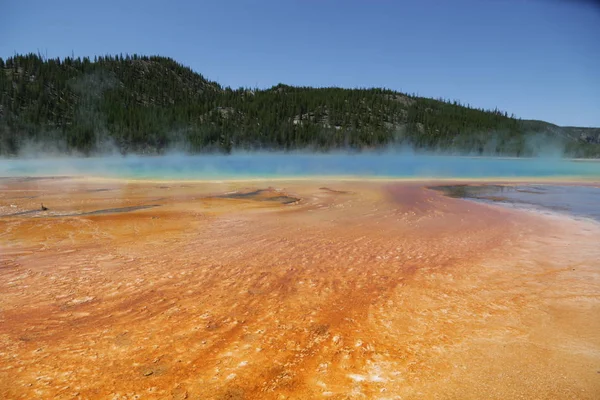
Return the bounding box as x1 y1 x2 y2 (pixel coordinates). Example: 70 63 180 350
1 53 599 157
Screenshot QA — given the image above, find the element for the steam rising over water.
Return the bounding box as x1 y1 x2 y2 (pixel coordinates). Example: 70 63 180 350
1 154 599 180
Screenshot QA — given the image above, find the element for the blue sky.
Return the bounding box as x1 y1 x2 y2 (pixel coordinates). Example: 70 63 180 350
3 0 599 127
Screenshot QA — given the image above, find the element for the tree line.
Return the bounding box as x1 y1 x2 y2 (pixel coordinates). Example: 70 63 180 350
0 53 598 157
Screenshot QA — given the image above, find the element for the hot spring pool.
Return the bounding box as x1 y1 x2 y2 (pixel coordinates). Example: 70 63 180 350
1 153 599 180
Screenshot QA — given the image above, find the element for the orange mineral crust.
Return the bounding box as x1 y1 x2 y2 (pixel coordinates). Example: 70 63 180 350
1 178 599 399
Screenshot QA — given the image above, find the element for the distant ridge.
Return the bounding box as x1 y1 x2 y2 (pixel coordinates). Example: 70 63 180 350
1 53 598 157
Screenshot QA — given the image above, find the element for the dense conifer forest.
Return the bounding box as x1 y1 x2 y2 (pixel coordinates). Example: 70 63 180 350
1 53 598 156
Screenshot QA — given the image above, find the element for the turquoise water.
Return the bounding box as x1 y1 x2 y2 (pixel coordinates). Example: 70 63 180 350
1 154 600 180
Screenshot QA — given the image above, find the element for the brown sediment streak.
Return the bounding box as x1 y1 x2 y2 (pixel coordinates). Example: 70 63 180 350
210 188 300 205
0 178 599 399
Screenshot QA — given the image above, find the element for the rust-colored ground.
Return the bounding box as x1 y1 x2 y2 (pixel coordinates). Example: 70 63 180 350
1 178 599 399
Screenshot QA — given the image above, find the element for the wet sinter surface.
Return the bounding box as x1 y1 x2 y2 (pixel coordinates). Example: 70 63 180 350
1 178 599 399
430 183 600 222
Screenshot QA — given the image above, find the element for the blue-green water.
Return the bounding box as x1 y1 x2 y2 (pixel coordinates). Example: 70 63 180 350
1 154 600 180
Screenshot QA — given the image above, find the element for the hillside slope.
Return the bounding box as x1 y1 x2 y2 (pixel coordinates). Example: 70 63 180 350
1 53 598 156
